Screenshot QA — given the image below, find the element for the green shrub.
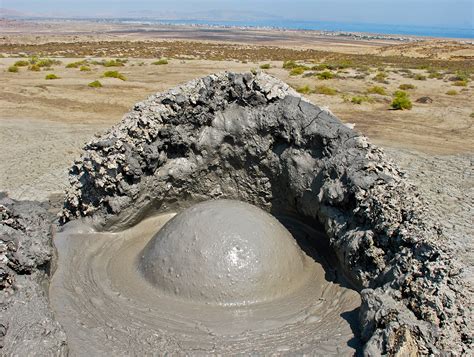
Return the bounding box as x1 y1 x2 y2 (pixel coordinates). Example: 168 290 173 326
45 73 60 80
289 66 307 76
14 60 29 67
28 64 41 71
102 70 126 81
399 83 416 90
152 58 169 65
351 95 370 105
366 86 387 95
311 64 329 71
452 71 470 82
453 80 468 87
317 70 334 80
66 60 87 68
104 59 125 67
391 91 412 110
315 85 337 95
36 58 61 67
80 65 91 71
296 85 312 94
312 60 352 71
374 72 388 83
88 80 103 88
414 74 427 80
283 60 298 69
470 113 474 118
446 89 458 95
7 65 19 73
428 71 443 79
259 63 271 69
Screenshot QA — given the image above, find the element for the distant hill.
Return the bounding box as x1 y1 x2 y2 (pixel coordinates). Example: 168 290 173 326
0 8 32 17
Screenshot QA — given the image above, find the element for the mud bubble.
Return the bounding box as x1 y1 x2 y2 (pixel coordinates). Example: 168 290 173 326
51 200 361 355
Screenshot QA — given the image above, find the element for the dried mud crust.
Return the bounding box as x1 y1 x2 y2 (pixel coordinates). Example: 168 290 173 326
60 72 471 355
0 195 67 356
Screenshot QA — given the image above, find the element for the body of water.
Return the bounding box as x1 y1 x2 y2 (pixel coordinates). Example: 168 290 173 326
118 18 473 39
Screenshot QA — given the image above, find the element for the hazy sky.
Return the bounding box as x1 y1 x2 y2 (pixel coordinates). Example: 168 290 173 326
2 0 473 28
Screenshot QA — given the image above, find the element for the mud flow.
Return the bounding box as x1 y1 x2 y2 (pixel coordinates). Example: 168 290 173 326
50 200 361 355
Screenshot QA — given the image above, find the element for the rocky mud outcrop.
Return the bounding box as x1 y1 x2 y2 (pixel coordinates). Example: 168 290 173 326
1 72 470 356
0 195 67 355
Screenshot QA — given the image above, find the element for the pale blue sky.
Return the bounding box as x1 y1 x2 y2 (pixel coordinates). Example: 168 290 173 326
2 0 473 28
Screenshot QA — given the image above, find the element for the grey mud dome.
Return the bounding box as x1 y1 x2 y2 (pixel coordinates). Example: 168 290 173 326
1 72 471 356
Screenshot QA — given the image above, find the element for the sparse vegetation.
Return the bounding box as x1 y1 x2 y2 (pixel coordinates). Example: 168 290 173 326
2 41 472 73
453 80 468 87
289 66 308 76
312 60 352 71
7 65 19 73
103 59 125 67
351 95 371 105
391 90 412 110
451 71 470 82
428 71 443 79
317 70 334 80
296 85 312 94
414 74 427 80
315 85 337 95
88 80 103 88
283 60 298 69
366 86 387 95
80 65 91 71
35 58 62 67
45 73 60 80
66 60 87 68
152 58 169 65
374 72 388 83
470 113 474 118
259 63 271 69
446 89 458 96
14 60 29 67
399 83 416 90
102 70 126 80
311 63 329 71
28 64 41 71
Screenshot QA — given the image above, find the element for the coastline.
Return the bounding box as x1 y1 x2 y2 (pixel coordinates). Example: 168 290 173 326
1 16 473 43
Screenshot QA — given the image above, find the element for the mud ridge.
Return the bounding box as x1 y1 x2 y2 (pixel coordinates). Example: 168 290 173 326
0 195 67 355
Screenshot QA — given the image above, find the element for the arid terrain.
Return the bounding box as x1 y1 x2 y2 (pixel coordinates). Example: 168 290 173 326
0 17 473 274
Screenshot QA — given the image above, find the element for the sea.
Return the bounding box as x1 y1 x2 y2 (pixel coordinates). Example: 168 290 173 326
115 19 474 40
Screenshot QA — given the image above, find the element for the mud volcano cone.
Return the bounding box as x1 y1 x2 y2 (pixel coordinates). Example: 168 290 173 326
50 72 470 356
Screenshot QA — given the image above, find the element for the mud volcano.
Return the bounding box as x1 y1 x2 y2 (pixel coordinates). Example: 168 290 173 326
138 200 310 305
1 72 470 356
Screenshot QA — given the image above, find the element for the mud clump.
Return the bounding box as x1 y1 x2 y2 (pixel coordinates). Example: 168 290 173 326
0 195 67 355
1 72 470 355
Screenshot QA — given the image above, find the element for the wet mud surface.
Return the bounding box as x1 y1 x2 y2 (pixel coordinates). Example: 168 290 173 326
51 208 361 355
